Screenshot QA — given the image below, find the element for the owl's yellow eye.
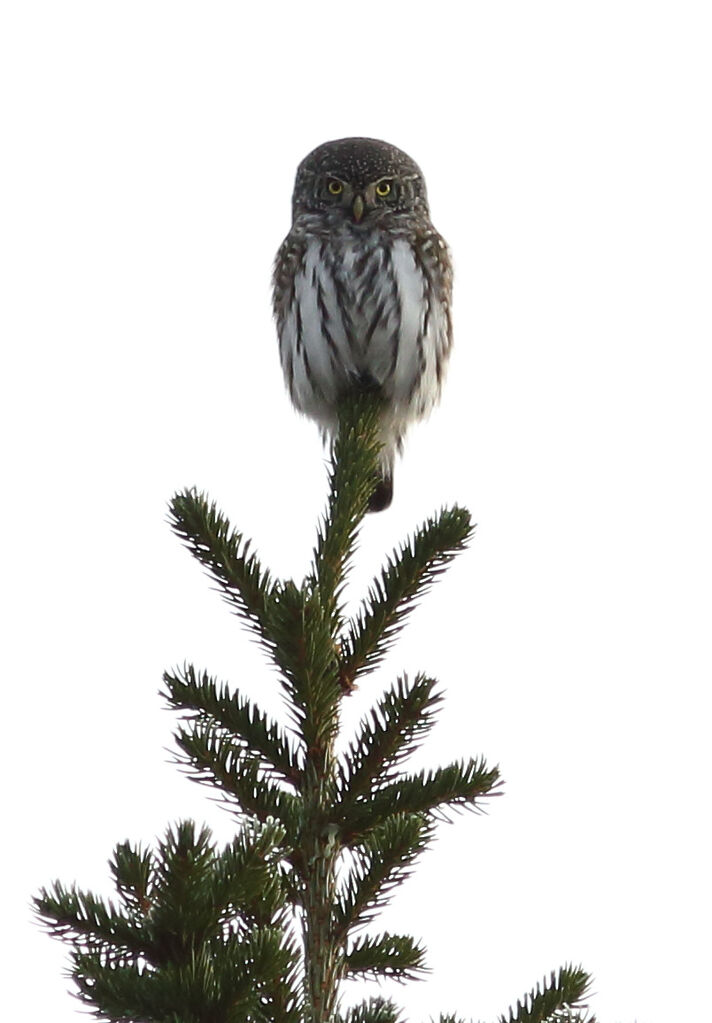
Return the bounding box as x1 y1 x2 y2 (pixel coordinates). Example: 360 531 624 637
375 180 392 197
327 179 343 195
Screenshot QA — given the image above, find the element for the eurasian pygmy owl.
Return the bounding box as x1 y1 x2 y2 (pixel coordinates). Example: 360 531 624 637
272 137 452 511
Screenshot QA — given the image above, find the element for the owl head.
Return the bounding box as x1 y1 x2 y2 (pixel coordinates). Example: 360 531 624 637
291 137 429 225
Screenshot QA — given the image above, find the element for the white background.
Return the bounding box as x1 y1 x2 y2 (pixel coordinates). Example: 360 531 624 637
2 3 710 1022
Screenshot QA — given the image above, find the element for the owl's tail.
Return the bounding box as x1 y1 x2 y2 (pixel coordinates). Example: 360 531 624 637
368 423 400 512
368 471 393 513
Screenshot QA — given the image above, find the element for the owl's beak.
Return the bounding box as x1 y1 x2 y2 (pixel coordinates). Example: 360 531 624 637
352 194 365 223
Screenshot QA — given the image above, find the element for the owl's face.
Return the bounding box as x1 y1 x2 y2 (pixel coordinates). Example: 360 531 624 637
291 137 429 227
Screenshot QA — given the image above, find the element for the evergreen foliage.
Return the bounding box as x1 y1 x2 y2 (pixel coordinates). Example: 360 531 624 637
35 395 595 1022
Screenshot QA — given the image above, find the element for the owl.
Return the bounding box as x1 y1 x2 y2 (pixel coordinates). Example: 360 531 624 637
272 137 452 511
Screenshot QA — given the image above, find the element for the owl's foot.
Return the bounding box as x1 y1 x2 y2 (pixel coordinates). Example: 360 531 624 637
342 370 383 398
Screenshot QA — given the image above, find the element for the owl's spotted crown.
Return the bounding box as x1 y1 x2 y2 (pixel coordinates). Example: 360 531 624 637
292 137 429 218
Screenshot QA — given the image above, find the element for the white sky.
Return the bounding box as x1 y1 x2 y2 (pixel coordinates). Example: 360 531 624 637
2 3 710 1022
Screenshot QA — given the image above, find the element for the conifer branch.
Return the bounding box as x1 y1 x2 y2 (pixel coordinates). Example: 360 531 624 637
341 757 501 840
35 821 301 1023
338 674 442 799
70 929 299 1023
498 966 596 1023
206 819 290 925
173 728 302 840
338 507 474 689
163 663 303 788
337 996 403 1023
344 931 427 981
266 581 343 754
311 393 384 625
140 821 233 962
335 813 433 937
35 882 143 955
109 840 154 917
169 488 277 652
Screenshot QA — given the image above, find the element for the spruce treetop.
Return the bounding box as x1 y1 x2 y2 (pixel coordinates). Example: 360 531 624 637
35 396 595 1023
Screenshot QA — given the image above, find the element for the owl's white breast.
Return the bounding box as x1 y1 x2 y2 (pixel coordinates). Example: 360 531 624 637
279 231 448 435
